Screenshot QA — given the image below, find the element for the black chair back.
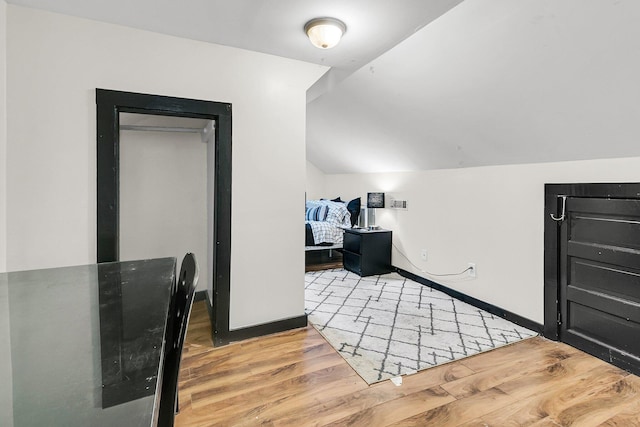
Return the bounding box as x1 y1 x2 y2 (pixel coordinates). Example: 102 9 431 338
174 253 198 351
158 253 198 427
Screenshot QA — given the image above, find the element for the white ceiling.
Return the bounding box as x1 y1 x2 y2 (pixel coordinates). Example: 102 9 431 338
6 0 461 71
8 0 640 174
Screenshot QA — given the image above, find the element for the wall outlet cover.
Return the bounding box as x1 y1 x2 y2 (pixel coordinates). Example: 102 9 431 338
468 263 476 278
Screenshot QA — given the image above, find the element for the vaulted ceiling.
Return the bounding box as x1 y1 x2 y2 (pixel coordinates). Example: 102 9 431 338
307 0 640 173
7 0 640 174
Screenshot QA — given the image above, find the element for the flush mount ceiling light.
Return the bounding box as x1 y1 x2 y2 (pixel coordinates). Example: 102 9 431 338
304 17 347 49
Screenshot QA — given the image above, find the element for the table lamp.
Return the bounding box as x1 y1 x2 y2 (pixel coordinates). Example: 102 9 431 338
366 192 385 230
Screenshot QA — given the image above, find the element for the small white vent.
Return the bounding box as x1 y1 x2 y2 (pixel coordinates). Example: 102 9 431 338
389 199 407 209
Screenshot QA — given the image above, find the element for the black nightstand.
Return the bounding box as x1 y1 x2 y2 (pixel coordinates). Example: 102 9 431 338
343 228 392 276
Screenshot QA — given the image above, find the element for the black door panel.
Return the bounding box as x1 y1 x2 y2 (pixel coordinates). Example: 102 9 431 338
571 215 640 250
560 197 640 374
570 258 640 304
568 302 640 356
568 241 640 268
567 286 640 324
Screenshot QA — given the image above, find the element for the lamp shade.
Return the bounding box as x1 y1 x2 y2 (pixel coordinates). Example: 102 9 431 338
304 18 346 49
367 192 385 209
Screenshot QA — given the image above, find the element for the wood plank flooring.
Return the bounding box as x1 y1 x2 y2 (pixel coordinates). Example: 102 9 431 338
305 254 343 272
176 301 640 427
304 260 343 272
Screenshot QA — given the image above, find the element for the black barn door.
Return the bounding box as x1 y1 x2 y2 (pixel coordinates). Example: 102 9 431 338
559 196 640 374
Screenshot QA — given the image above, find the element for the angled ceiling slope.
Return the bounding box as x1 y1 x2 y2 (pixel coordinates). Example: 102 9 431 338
307 0 640 174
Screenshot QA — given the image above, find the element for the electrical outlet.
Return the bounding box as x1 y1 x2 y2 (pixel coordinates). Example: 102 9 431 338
420 249 428 261
468 263 476 278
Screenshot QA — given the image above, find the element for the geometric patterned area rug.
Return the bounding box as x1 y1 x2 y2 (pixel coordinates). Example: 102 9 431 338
305 269 537 384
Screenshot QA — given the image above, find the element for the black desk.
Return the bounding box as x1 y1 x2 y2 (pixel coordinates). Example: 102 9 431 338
0 258 176 427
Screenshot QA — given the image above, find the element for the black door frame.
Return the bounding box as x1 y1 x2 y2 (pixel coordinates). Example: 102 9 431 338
543 182 640 341
96 88 232 345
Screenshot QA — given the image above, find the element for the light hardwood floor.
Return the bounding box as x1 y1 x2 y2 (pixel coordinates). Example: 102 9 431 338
175 301 640 426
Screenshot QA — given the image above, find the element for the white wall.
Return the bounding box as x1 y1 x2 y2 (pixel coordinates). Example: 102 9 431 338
325 156 640 324
5 6 327 329
305 160 326 200
0 0 7 274
205 121 215 301
119 128 209 292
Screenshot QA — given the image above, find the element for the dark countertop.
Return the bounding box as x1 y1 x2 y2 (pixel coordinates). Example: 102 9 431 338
0 257 176 427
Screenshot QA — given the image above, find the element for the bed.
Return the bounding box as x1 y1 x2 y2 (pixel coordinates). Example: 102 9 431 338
305 197 361 249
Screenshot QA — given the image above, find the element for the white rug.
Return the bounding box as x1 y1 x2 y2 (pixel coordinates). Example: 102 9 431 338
305 269 537 384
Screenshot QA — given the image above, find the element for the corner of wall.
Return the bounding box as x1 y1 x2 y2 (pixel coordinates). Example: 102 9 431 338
0 0 8 273
0 3 11 425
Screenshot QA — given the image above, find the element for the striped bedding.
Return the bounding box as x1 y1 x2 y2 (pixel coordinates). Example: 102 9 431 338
305 200 351 245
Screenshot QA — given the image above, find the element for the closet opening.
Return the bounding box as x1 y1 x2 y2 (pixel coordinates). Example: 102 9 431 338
96 89 232 346
119 113 214 295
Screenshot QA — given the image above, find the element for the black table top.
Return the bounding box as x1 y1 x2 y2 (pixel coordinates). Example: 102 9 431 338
0 257 176 427
345 226 391 234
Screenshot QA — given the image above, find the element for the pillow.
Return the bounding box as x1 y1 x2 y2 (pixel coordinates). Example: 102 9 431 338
305 205 329 221
331 197 344 203
347 197 361 227
305 199 351 226
324 202 351 227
